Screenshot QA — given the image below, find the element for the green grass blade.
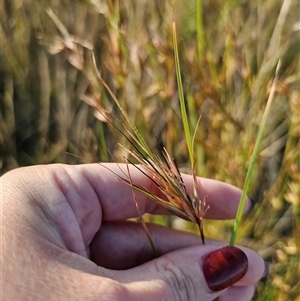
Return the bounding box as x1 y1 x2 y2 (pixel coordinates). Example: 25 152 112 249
196 0 205 62
172 15 194 167
229 61 281 246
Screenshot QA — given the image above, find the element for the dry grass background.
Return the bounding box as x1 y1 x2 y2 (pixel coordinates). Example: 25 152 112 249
1 0 299 300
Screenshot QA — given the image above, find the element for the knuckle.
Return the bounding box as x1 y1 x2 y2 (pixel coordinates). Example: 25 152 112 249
156 258 197 301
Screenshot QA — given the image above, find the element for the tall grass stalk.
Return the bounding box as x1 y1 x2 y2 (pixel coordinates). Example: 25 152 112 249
229 61 281 246
172 14 208 242
172 15 194 167
196 0 205 62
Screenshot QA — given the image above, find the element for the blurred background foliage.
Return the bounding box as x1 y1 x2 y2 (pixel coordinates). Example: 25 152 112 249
1 0 299 300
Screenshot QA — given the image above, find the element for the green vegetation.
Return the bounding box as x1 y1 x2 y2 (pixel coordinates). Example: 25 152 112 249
1 1 299 300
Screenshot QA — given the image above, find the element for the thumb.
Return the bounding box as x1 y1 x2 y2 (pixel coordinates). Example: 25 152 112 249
109 245 264 301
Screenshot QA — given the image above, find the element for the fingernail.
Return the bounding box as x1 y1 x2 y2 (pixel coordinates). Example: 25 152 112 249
201 246 248 291
259 260 269 282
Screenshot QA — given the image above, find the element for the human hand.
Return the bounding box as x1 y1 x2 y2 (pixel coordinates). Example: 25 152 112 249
1 164 265 300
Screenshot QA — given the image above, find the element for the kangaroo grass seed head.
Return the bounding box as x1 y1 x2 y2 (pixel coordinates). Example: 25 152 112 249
92 51 209 244
112 139 210 244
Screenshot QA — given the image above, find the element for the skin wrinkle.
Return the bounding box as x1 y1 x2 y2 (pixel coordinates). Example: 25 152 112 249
44 165 101 258
163 260 194 301
76 166 103 247
168 254 199 301
60 169 97 249
28 204 67 251
149 256 196 301
58 168 103 257
50 169 86 256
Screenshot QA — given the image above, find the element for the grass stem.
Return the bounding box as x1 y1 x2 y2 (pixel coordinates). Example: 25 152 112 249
172 14 194 167
229 61 281 246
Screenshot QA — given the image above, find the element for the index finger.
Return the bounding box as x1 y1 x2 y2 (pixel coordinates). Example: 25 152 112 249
77 163 251 221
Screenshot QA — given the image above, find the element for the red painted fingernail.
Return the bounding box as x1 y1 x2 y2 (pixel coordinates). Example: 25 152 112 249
201 246 248 291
